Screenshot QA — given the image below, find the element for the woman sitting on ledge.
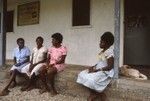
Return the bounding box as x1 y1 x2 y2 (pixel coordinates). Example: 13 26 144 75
21 36 47 91
77 32 114 101
39 33 67 95
0 38 30 96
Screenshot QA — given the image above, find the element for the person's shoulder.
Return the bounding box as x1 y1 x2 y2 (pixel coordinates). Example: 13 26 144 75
41 46 48 52
61 45 67 50
105 46 114 55
24 46 30 50
32 47 37 52
42 46 47 49
60 45 67 54
107 46 114 52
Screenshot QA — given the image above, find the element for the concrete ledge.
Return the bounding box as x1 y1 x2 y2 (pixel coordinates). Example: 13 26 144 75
105 78 150 100
56 64 150 100
55 64 89 97
1 64 150 100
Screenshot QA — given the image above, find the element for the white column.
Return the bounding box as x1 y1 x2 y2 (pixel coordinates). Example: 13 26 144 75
114 0 120 78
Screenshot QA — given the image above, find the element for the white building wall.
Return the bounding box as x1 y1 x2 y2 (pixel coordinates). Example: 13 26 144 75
7 0 123 66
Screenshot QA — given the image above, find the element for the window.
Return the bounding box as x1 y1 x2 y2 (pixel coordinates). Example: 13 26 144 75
6 11 14 32
72 0 90 26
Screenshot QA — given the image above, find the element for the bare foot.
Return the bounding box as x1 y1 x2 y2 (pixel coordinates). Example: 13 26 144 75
9 82 17 88
20 85 29 91
51 89 58 96
87 94 97 101
0 89 10 96
39 88 48 94
26 86 35 91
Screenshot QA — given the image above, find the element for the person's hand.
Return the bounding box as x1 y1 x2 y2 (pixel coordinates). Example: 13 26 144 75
88 66 98 73
89 69 98 73
92 69 98 72
46 64 53 69
49 64 55 67
15 63 22 67
88 67 94 73
29 64 35 73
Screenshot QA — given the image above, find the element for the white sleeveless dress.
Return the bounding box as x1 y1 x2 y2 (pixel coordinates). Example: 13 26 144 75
76 47 114 92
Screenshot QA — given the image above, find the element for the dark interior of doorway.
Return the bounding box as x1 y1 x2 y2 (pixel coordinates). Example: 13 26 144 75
124 0 150 79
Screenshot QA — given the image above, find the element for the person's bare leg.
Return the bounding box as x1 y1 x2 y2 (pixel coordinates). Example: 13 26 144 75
21 73 36 91
9 71 17 88
0 70 18 96
50 74 58 95
39 66 50 94
99 92 106 101
47 67 58 96
21 73 29 86
87 89 98 101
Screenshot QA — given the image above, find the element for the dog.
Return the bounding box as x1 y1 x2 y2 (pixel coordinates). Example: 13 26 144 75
120 65 148 80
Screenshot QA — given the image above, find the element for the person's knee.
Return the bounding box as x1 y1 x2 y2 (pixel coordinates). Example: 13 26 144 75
47 68 57 75
47 71 56 80
39 67 47 74
10 70 13 75
30 73 36 79
12 69 18 74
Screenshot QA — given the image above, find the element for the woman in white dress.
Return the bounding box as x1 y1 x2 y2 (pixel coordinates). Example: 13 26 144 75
21 36 47 91
77 32 114 101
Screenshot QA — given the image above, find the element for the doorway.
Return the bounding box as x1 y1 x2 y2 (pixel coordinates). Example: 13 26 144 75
124 0 150 66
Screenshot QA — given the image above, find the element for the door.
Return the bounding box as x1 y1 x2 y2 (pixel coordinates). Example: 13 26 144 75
124 0 150 65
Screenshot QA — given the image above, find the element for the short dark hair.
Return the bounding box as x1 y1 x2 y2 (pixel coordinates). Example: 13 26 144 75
51 33 63 43
36 36 44 43
101 32 114 46
16 38 24 43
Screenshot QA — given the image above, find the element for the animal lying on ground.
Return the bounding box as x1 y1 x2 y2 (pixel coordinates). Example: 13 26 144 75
120 65 148 80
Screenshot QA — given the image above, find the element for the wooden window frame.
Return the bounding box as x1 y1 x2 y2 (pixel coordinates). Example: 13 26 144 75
6 10 14 32
72 0 90 26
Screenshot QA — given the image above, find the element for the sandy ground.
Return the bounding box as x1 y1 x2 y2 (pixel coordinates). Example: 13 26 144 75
0 79 86 101
0 68 87 101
